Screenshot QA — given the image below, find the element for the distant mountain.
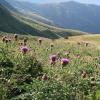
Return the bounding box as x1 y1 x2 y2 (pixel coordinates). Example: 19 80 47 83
0 3 40 35
8 0 100 34
0 0 87 39
6 0 55 26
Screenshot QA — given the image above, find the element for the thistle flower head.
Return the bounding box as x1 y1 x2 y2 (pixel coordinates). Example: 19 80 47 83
20 46 29 54
14 34 18 41
61 58 69 66
50 55 57 61
23 38 28 43
38 38 42 45
50 43 54 48
2 36 7 42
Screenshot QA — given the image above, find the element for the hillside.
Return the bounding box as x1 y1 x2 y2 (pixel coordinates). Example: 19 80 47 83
5 0 55 26
0 1 88 39
8 0 100 34
0 34 100 99
21 12 55 26
0 4 42 35
66 34 100 45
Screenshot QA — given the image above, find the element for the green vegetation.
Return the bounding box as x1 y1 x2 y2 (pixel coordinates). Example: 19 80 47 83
8 0 100 34
0 3 88 39
0 34 100 100
0 1 100 99
0 4 39 35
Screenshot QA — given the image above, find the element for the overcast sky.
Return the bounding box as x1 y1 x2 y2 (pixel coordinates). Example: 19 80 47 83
16 0 100 5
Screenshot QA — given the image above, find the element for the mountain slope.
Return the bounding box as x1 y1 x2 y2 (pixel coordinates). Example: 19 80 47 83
0 0 87 39
0 3 41 35
6 0 55 26
8 0 100 34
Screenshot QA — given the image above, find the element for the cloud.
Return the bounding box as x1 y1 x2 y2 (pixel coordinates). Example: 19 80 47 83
15 0 100 5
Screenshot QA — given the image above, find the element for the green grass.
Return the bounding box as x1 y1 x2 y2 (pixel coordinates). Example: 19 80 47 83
0 34 100 100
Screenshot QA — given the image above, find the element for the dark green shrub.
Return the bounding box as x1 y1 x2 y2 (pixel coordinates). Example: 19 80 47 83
0 58 14 68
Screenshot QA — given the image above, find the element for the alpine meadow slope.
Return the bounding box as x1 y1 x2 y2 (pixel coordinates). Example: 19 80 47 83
8 0 100 34
0 0 87 39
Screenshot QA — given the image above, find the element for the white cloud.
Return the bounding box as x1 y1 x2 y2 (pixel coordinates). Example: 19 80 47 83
15 0 100 5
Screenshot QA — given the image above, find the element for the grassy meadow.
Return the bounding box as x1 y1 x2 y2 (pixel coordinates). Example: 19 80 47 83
0 34 100 100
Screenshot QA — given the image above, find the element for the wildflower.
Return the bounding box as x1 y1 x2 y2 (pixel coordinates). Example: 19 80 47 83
50 55 57 62
23 42 27 46
57 52 61 59
23 38 28 43
91 77 96 81
50 43 54 51
61 58 69 66
77 42 81 45
20 46 29 54
42 73 48 81
57 51 61 56
2 36 7 42
38 38 42 45
81 71 87 78
14 34 18 41
19 42 23 46
46 48 49 51
8 39 11 42
85 42 89 47
90 77 96 86
5 39 9 44
50 43 54 48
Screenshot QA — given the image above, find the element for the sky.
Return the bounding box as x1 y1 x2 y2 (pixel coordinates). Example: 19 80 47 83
17 0 100 5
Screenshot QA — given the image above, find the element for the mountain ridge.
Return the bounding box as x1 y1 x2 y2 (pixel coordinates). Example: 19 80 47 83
7 0 100 34
0 0 87 39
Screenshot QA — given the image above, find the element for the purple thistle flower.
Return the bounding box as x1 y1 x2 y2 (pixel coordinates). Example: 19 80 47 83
50 55 57 61
20 46 29 54
61 58 69 66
